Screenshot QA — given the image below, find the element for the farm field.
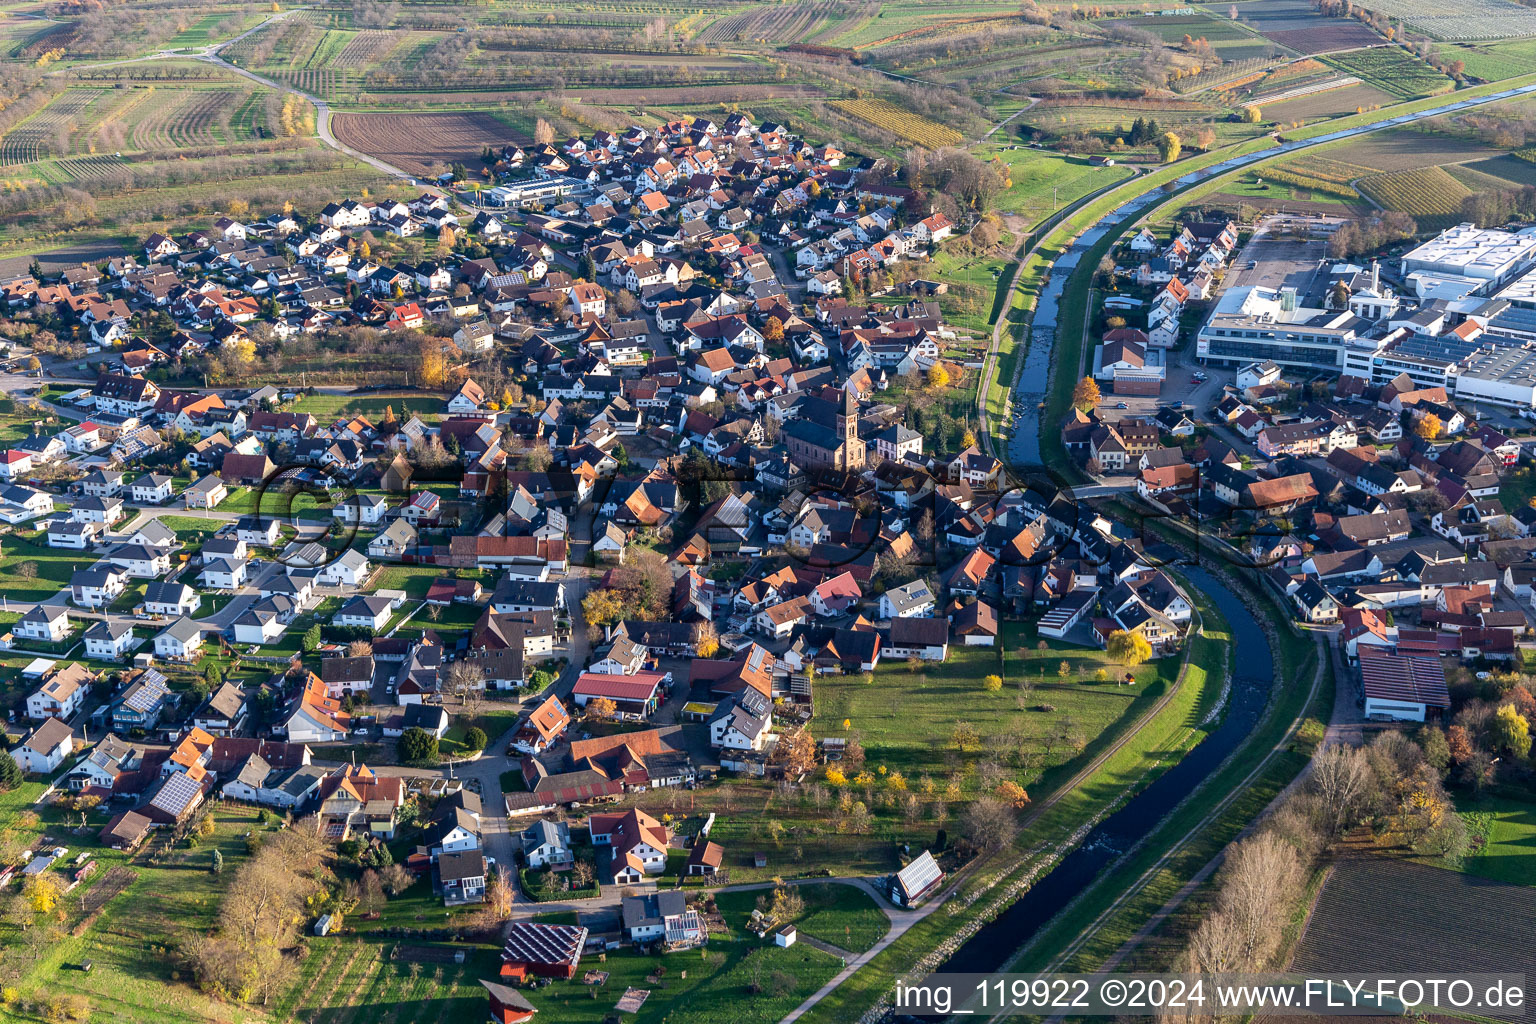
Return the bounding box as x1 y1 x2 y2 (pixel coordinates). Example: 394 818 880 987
1260 81 1397 119
1024 98 1223 141
1291 856 1535 1023
331 110 525 177
1210 0 1383 52
826 2 1022 49
1323 46 1455 98
695 1 856 45
829 97 962 148
1460 153 1536 185
1326 126 1503 169
1347 0 1536 40
1355 166 1472 225
1451 37 1536 79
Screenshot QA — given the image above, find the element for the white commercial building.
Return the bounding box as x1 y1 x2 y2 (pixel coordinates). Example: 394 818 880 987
1398 223 1536 293
1197 285 1361 371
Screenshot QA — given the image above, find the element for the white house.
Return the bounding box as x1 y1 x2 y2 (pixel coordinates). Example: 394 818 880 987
25 665 89 720
11 718 73 775
200 557 248 590
15 605 69 644
519 819 571 869
48 519 103 550
885 617 950 661
318 549 371 587
153 616 204 661
143 581 200 617
333 493 387 525
130 474 174 504
879 580 935 619
707 690 771 751
70 567 128 609
84 619 136 660
334 595 392 631
105 543 172 579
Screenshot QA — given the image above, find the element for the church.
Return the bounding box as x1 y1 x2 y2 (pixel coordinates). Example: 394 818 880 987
781 388 866 471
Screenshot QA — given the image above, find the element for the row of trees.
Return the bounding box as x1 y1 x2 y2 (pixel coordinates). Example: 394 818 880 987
1325 211 1419 258
1180 728 1458 987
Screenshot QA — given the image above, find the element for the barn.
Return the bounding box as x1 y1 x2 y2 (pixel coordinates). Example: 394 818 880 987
1359 646 1450 723
889 850 944 908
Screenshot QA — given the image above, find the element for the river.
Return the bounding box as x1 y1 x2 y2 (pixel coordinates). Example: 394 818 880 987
917 567 1272 1011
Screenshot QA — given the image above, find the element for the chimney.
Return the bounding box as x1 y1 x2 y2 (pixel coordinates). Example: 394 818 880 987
1372 259 1379 292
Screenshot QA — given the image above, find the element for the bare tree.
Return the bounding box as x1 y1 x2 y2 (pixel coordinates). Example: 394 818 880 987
1308 743 1371 837
1215 832 1303 969
444 660 486 713
960 796 1015 851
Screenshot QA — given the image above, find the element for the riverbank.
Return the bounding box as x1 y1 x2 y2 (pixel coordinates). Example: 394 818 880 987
792 586 1227 1024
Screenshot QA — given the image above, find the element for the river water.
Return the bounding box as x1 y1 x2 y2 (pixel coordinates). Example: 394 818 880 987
904 568 1272 1024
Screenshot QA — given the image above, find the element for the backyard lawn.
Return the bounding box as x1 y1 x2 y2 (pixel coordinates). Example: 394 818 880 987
516 896 842 1024
1445 795 1536 886
0 530 84 604
784 882 890 954
372 565 448 599
290 393 448 424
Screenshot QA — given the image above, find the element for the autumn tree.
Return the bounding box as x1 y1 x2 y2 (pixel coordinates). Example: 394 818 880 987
1243 105 1262 123
1157 131 1182 163
487 864 515 916
1106 629 1152 666
982 674 1002 693
415 337 451 390
1415 413 1442 440
762 316 785 343
581 588 626 629
190 823 327 1004
774 728 818 777
1072 375 1101 412
926 362 951 390
588 696 618 721
996 780 1030 808
1491 703 1531 759
695 622 720 658
23 873 60 915
534 118 554 144
1309 743 1371 837
443 660 485 709
1216 832 1303 969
